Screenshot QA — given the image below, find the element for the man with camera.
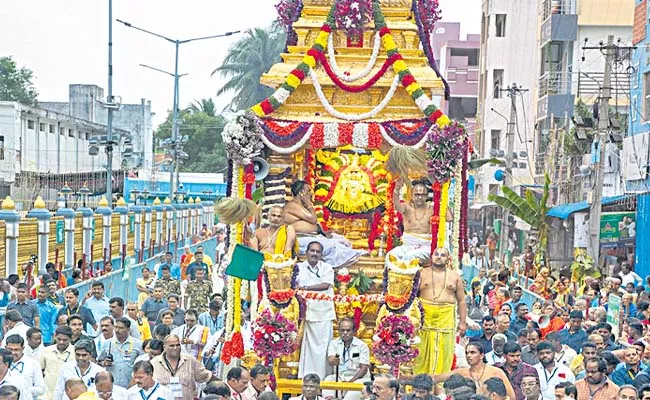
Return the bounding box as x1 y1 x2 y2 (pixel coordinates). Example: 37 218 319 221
322 318 370 400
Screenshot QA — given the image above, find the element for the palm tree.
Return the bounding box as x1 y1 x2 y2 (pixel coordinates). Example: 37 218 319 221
212 26 286 111
488 173 551 265
187 98 217 117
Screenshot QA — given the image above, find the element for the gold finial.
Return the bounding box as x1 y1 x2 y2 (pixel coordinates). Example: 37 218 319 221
163 197 172 205
34 196 46 209
195 197 201 203
188 198 195 204
153 197 161 205
116 197 126 206
98 196 109 207
1 196 15 211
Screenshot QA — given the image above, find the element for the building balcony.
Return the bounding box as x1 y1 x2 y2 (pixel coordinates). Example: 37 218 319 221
540 0 577 46
536 73 575 120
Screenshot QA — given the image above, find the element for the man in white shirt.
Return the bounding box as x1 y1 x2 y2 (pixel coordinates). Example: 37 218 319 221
0 349 32 400
323 318 370 400
23 328 44 360
288 374 326 400
5 334 45 399
55 340 105 400
170 309 211 360
485 334 507 366
533 341 575 400
619 263 643 287
91 371 128 400
546 332 577 368
2 311 30 347
128 360 173 400
40 326 76 400
94 317 115 352
297 241 335 379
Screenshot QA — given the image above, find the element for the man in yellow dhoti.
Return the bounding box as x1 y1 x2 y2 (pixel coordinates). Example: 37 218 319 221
413 247 467 375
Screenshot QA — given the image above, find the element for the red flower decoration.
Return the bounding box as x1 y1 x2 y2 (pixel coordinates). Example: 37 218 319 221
268 290 296 303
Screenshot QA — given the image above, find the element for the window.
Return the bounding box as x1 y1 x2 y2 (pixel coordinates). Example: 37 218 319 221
60 127 66 136
0 136 5 161
27 120 34 130
450 48 480 66
49 124 54 134
493 69 504 98
633 95 638 122
68 128 74 138
448 97 478 120
495 14 506 37
489 184 499 196
39 123 45 132
490 129 501 150
85 132 91 140
644 72 650 120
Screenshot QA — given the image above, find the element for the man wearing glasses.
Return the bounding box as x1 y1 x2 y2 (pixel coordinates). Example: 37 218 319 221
371 375 399 400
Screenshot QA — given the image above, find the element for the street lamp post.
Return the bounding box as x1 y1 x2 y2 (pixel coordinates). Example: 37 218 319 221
116 19 239 199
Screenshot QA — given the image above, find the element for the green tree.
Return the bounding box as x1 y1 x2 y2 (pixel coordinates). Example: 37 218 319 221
155 107 227 173
488 173 552 265
0 56 38 106
212 26 286 111
186 98 217 117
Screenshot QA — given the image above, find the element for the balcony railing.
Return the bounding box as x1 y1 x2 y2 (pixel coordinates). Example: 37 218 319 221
541 0 574 21
538 71 571 98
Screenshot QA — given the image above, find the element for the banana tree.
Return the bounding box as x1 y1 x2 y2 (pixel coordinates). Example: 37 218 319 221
488 173 551 264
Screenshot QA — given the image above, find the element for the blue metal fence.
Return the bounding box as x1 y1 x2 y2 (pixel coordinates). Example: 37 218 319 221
462 264 545 307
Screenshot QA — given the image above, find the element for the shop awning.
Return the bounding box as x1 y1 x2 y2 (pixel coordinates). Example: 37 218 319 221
546 195 630 219
470 202 496 210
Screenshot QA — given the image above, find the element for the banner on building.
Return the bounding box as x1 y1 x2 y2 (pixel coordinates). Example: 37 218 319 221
622 132 650 182
600 211 636 245
574 212 589 248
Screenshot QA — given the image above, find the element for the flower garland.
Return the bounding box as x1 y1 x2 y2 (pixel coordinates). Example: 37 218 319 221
327 32 381 82
382 178 400 251
381 268 421 314
253 309 299 363
436 180 450 249
309 122 383 149
275 0 303 29
425 121 466 183
295 289 384 303
372 314 420 376
335 0 372 39
310 68 401 121
222 111 265 165
460 140 469 254
412 0 450 99
318 51 399 93
305 148 316 187
430 181 442 256
451 163 463 269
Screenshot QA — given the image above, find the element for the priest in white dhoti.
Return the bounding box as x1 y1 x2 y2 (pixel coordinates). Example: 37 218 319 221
170 309 211 362
297 241 335 379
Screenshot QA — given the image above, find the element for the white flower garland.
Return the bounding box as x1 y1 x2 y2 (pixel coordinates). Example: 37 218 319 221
327 32 381 82
260 124 314 154
451 163 463 270
352 123 370 148
378 124 429 149
310 69 400 121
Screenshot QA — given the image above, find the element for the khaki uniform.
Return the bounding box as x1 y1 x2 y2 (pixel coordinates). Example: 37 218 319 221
158 277 181 295
186 280 213 313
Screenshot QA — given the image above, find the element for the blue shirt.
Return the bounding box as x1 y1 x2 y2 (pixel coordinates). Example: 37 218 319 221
157 263 181 280
610 362 643 386
32 299 58 344
557 328 587 353
84 296 110 335
186 262 208 280
198 311 224 335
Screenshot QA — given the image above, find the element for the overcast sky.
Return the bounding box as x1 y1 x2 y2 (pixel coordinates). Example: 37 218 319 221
1 0 480 127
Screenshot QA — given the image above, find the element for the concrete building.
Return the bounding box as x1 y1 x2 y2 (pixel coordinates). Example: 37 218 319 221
41 84 153 171
534 0 632 203
0 101 129 209
431 23 480 144
475 0 538 205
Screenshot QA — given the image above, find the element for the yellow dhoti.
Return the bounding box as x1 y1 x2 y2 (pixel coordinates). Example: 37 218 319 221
413 300 456 375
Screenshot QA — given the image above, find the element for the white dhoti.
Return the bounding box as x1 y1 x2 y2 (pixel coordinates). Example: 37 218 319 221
386 232 432 265
299 320 333 379
298 234 366 268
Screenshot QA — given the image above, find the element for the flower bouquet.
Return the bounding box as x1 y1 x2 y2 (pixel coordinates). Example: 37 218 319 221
425 121 466 183
222 110 264 165
253 309 299 363
372 314 420 375
335 0 372 40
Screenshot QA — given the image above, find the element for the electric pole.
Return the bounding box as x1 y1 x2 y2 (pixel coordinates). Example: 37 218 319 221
500 82 528 262
106 0 115 206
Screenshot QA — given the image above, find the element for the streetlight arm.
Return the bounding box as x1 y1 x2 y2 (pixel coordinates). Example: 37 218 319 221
139 64 175 77
490 107 509 124
180 30 241 44
116 19 176 43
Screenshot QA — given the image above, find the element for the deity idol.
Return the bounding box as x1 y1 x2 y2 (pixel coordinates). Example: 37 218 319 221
376 255 423 331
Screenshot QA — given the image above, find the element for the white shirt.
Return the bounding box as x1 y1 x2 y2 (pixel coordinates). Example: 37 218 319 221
127 382 174 400
11 355 45 399
54 361 105 400
533 362 575 400
95 334 115 352
485 351 505 366
297 260 335 321
0 370 33 400
620 271 642 287
90 384 129 400
23 343 44 360
555 345 577 368
170 324 211 358
326 337 370 380
2 322 31 346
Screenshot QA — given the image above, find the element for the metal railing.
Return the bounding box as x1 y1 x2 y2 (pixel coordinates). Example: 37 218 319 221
541 0 574 21
538 71 572 97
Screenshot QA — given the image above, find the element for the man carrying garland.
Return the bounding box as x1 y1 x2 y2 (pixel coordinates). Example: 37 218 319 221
413 247 467 375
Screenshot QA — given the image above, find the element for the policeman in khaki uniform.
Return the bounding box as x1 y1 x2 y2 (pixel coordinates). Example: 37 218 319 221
185 269 213 314
322 318 371 400
157 265 181 295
